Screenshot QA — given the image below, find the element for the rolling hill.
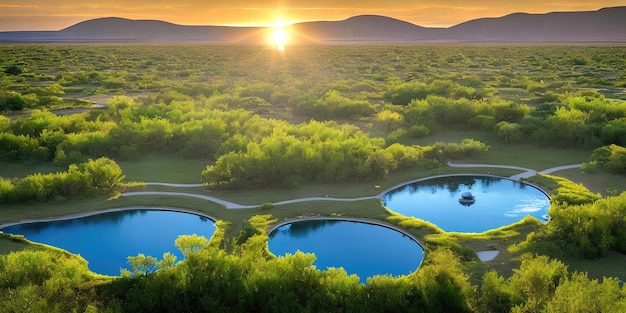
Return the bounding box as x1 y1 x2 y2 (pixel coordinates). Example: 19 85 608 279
0 6 624 43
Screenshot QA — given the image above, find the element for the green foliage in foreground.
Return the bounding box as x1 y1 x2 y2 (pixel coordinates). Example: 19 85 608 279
478 255 626 313
2 219 626 313
547 192 626 258
514 176 626 259
0 248 107 312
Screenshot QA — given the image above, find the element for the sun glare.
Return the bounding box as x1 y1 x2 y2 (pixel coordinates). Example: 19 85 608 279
271 26 287 51
268 19 288 51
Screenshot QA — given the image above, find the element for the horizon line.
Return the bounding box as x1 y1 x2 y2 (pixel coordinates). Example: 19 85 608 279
1 5 623 32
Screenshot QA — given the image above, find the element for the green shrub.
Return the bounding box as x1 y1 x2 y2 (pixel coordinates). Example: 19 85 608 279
580 162 597 173
260 203 274 210
4 64 24 75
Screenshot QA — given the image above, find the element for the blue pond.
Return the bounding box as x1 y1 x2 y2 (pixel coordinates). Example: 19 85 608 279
268 220 424 283
382 175 550 233
0 209 216 276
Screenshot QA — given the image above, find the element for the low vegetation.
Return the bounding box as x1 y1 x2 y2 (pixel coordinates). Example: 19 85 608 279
1 44 626 312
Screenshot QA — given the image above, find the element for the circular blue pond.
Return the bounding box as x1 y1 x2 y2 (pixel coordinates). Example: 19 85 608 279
268 219 424 283
0 208 216 276
382 175 550 233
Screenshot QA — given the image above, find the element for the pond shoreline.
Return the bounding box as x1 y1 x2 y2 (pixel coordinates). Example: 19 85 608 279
0 206 217 230
268 216 425 250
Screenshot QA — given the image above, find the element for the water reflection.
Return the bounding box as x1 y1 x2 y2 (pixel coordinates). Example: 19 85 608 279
1 209 216 276
269 220 424 283
382 175 550 233
279 219 341 238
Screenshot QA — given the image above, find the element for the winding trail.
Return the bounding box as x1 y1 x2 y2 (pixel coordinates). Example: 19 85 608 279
144 182 204 187
121 191 378 209
121 161 582 209
539 164 583 174
122 191 256 209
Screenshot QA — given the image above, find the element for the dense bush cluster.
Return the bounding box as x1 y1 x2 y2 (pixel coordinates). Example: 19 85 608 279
0 248 100 312
201 122 487 188
0 96 488 188
518 175 624 259
548 192 626 258
0 157 124 202
387 92 626 149
584 144 626 174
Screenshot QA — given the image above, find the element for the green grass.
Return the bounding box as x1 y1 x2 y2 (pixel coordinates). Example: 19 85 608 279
560 252 626 280
118 155 209 183
454 220 542 281
471 143 590 170
411 129 591 169
0 160 66 179
0 234 34 254
557 168 626 196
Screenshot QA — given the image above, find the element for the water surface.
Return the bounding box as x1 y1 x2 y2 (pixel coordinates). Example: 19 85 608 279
1 209 216 276
268 219 424 283
382 175 550 233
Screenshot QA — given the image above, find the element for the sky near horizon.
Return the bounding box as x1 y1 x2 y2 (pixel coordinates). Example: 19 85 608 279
1 1 625 31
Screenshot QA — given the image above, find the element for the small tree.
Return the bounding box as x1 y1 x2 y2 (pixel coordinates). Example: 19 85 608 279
0 92 26 111
175 234 209 258
605 144 626 174
495 121 524 144
376 109 404 132
125 253 157 276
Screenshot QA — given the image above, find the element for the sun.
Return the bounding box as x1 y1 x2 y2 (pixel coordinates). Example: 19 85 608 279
270 26 287 51
268 19 288 51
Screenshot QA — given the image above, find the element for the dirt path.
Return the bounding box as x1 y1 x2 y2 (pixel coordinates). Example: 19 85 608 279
125 161 581 209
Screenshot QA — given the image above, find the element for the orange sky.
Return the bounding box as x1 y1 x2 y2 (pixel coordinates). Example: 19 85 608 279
1 1 625 31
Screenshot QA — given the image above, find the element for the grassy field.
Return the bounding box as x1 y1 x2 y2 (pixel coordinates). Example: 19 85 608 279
117 155 209 184
410 129 593 170
2 44 625 285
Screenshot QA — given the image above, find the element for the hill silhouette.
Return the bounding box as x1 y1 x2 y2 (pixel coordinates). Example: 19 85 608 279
0 7 624 43
448 6 626 42
288 15 445 43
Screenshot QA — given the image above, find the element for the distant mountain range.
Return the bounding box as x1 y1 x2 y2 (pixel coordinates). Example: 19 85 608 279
1 6 625 43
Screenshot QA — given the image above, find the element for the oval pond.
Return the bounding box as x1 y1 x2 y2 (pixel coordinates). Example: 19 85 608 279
382 175 550 233
0 208 216 276
268 219 424 283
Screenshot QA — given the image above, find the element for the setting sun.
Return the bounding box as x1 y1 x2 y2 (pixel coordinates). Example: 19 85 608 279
270 26 287 51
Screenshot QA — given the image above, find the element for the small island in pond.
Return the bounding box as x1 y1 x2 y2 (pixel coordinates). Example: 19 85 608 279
458 192 476 205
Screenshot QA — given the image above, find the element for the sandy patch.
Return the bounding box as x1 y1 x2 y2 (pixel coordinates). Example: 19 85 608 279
477 250 500 261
